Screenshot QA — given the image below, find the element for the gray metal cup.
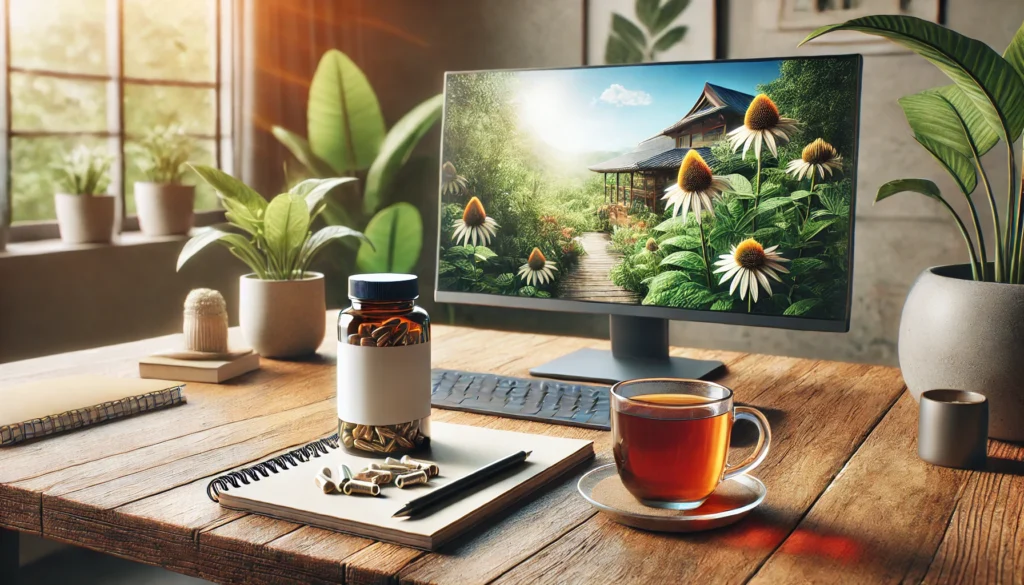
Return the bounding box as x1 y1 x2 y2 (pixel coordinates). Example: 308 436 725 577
918 389 988 469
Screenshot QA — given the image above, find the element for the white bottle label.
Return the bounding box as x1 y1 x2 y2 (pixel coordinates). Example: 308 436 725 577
336 341 431 426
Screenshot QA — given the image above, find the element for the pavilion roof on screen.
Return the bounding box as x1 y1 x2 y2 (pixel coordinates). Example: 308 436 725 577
588 82 750 173
587 147 715 173
660 83 755 136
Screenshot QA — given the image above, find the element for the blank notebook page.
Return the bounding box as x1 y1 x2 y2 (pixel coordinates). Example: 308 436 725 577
216 422 594 549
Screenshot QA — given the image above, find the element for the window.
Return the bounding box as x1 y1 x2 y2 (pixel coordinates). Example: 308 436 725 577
3 0 234 235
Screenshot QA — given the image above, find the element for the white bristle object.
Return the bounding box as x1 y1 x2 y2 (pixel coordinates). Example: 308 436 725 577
183 288 229 353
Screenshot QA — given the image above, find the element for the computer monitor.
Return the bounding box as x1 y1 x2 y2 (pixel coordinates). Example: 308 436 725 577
435 55 862 383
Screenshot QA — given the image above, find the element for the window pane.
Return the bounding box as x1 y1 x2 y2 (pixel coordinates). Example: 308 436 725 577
124 84 216 135
124 0 215 82
125 139 219 215
10 0 109 76
11 73 110 133
12 136 111 222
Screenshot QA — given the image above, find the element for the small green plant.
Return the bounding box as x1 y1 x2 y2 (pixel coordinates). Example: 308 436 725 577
176 165 371 281
53 145 112 195
134 125 194 184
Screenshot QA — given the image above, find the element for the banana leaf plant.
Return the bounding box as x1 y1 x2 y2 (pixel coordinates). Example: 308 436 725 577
803 16 1024 283
176 165 370 281
272 49 443 275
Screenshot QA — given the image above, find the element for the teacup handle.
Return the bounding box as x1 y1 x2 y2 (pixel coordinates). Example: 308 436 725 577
723 406 772 480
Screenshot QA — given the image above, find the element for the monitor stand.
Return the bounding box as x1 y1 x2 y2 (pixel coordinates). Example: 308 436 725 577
529 315 725 384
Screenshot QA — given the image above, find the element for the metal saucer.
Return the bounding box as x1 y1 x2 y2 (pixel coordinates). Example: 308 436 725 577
577 464 766 532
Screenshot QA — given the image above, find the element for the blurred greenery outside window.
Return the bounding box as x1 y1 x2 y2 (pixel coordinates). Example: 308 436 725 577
6 0 233 230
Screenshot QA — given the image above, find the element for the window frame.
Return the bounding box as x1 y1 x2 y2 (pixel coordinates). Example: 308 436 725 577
1 0 238 243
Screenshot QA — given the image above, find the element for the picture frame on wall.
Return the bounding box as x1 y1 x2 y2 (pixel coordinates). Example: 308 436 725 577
583 0 718 65
758 0 943 54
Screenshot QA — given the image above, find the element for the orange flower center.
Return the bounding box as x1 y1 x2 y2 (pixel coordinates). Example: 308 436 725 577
645 238 659 252
462 196 487 227
678 150 713 192
802 138 838 165
734 238 766 270
744 94 780 131
527 247 547 270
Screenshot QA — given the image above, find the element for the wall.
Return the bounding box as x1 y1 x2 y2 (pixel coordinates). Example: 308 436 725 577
0 238 247 364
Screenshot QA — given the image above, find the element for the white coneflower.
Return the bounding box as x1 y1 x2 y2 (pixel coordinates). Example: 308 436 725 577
451 196 499 246
518 247 558 286
713 238 790 302
786 138 843 180
662 150 731 223
441 161 468 197
727 94 800 159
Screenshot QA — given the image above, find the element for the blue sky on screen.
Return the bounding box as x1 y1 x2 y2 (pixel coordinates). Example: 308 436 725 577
513 59 782 153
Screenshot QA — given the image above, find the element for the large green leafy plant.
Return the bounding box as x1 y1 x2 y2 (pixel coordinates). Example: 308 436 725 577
176 165 369 280
804 16 1024 284
272 49 442 274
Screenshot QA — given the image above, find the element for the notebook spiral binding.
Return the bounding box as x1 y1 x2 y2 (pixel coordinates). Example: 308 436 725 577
206 433 340 502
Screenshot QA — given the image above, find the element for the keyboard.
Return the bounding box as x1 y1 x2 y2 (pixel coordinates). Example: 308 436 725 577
430 369 611 430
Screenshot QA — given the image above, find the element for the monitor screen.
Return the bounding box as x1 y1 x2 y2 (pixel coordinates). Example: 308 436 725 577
436 56 861 331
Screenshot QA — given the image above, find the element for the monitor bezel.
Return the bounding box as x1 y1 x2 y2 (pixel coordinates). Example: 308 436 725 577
434 54 863 334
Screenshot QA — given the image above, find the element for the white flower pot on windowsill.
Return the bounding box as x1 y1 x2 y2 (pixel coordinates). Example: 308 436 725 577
54 193 115 244
239 272 326 359
135 182 195 237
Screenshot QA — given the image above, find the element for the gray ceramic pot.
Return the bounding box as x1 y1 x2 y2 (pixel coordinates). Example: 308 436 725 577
900 264 1024 441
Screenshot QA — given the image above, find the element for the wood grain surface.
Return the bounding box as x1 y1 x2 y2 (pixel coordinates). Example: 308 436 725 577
0 313 1018 584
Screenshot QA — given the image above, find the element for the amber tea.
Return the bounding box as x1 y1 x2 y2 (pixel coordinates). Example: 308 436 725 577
613 394 733 502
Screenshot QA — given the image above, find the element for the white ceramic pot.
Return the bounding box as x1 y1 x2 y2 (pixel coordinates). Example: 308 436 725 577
135 182 195 236
239 272 326 358
54 193 115 244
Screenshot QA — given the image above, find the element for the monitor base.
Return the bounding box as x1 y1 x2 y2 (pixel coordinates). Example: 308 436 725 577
529 315 724 384
528 348 724 384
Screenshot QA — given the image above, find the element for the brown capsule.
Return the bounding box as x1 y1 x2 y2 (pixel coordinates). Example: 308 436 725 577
342 480 381 496
314 472 338 494
375 333 393 347
383 317 402 327
394 322 408 337
394 434 414 449
354 439 376 451
359 337 376 347
395 470 429 489
357 323 374 336
371 326 392 340
347 334 361 345
341 434 355 448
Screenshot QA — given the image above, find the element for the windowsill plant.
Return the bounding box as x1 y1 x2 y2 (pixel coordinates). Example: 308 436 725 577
177 165 369 358
805 16 1024 441
52 145 115 245
132 125 196 237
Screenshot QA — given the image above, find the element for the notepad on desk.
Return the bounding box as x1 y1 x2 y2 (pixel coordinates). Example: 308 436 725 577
209 422 594 550
0 375 186 446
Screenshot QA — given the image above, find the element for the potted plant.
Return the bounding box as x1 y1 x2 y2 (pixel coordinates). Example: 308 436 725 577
53 146 115 244
804 17 1024 440
132 125 195 236
177 165 369 358
271 49 442 280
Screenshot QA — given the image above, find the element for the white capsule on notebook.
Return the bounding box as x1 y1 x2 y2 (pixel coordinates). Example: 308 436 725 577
314 472 338 494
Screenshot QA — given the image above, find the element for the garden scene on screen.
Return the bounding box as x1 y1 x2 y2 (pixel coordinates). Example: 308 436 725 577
438 57 858 319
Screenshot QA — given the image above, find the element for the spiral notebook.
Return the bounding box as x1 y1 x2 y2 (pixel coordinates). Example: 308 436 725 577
207 422 594 550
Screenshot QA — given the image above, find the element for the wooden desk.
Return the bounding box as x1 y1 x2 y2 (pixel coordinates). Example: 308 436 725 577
0 317 1020 584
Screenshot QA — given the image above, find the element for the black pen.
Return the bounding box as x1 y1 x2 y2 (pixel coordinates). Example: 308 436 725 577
392 450 532 518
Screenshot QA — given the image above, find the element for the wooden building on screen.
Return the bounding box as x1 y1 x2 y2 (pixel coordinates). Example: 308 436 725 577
589 82 755 213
